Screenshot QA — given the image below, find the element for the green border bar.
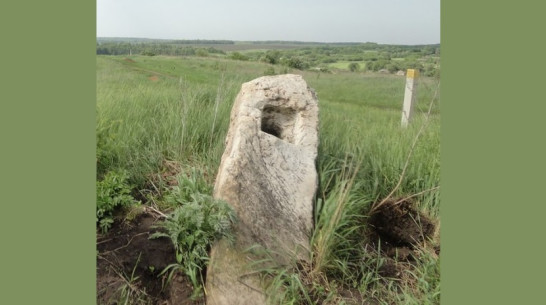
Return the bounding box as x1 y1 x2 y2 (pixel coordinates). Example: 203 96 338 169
1 1 96 304
442 1 545 304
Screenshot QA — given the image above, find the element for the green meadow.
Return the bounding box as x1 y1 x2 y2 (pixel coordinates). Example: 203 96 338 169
97 51 440 304
327 60 367 71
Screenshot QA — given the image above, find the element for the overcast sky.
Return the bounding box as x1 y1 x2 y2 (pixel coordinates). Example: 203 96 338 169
97 0 440 45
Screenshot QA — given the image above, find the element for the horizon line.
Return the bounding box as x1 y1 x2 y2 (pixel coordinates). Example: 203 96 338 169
96 36 440 46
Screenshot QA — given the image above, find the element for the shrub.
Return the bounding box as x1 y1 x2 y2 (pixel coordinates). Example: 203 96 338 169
150 169 236 295
348 62 360 72
263 50 281 64
285 57 310 70
96 170 140 232
150 195 235 295
229 51 249 61
196 48 208 57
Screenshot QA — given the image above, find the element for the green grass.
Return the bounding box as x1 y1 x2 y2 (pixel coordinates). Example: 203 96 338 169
97 56 249 185
96 54 440 304
304 71 440 114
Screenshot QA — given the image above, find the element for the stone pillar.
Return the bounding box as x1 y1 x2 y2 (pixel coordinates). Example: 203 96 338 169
401 69 419 128
205 74 319 305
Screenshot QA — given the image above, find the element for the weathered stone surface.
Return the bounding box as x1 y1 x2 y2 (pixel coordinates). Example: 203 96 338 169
205 74 319 305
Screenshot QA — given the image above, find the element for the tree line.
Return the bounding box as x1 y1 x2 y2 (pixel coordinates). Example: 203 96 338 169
96 42 226 57
96 40 439 77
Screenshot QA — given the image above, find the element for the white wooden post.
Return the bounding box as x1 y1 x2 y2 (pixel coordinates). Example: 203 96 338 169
401 69 419 128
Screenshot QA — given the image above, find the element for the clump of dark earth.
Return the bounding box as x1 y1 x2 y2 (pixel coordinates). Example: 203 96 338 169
368 199 436 249
96 211 204 305
365 199 438 281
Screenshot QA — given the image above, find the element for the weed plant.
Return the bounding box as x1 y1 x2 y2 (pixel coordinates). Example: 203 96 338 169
96 170 140 232
150 169 236 297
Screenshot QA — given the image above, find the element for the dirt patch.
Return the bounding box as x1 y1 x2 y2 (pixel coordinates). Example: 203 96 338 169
368 199 436 249
148 75 160 82
124 58 136 63
97 212 204 305
364 199 439 284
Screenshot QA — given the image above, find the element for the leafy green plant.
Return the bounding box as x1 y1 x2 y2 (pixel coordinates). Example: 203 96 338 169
162 168 212 206
96 170 140 233
150 192 235 296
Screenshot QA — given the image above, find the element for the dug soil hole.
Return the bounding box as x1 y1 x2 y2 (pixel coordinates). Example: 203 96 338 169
368 199 436 248
366 199 439 280
96 212 204 305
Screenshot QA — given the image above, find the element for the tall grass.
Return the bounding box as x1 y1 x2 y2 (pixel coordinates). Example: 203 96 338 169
317 97 440 215
96 56 249 188
97 54 440 304
264 70 440 304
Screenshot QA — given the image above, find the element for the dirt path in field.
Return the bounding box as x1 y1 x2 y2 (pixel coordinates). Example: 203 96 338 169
121 57 179 81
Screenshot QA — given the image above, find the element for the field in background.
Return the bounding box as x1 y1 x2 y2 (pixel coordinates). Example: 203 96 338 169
97 38 440 74
96 52 440 304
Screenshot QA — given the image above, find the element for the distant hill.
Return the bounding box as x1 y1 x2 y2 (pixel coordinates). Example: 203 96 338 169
96 37 439 48
97 37 235 45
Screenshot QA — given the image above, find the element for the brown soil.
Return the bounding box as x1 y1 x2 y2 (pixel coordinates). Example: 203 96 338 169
148 75 160 82
123 58 136 63
368 199 436 249
96 212 204 305
365 198 439 283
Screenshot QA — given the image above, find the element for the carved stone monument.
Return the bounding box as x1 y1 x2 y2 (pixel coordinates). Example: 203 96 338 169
205 74 319 305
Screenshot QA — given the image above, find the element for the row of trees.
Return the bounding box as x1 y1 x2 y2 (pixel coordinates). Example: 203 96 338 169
227 50 311 70
96 42 226 57
252 48 439 76
96 40 439 76
365 59 439 77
